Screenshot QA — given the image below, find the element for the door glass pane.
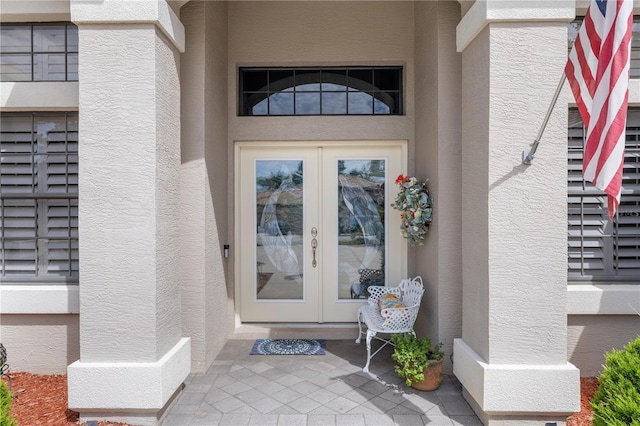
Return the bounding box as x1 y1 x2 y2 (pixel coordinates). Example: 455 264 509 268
337 160 385 300
256 160 304 300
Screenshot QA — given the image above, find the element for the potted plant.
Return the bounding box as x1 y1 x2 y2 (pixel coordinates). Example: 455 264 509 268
391 333 444 391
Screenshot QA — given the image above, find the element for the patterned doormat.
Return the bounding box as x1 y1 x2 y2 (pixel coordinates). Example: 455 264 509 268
250 339 326 355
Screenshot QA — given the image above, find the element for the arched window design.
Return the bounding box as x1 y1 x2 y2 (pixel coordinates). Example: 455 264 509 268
239 67 402 116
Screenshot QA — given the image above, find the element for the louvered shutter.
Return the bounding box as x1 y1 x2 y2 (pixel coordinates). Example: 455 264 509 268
568 109 640 281
616 123 640 277
1 112 78 281
1 115 37 276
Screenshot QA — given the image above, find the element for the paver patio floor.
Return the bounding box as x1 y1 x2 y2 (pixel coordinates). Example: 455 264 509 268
160 339 482 426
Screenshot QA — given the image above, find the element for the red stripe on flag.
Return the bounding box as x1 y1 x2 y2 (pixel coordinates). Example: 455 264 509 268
583 12 601 60
565 0 632 218
574 36 597 99
565 58 592 126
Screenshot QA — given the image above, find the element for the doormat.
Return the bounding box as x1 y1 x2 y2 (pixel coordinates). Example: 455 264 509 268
250 339 326 355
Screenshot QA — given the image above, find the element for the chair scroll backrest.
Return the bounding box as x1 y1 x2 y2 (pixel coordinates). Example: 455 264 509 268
366 285 401 308
400 276 424 307
379 276 424 332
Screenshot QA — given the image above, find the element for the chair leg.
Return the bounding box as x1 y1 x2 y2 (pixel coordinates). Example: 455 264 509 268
355 308 363 344
363 329 376 373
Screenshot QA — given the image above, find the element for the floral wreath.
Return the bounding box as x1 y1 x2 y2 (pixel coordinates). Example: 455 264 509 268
391 174 433 246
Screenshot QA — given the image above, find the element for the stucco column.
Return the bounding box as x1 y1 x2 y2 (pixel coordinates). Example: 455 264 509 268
180 0 230 373
67 1 190 425
453 1 580 425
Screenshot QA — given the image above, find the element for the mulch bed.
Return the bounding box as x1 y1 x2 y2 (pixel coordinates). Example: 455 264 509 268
3 372 133 426
3 372 599 426
567 377 600 426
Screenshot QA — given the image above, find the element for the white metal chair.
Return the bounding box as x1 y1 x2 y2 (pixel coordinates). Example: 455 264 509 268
355 276 425 373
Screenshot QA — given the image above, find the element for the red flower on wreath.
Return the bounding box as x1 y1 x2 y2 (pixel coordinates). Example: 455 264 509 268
395 174 411 185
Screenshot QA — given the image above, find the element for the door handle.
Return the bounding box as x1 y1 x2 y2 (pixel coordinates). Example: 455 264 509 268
311 227 318 268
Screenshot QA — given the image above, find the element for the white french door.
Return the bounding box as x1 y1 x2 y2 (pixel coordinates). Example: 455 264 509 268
236 141 406 323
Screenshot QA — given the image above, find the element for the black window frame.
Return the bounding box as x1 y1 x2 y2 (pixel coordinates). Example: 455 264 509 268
0 22 78 82
238 66 403 116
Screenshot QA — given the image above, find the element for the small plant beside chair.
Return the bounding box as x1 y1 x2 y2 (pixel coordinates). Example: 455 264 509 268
391 333 444 391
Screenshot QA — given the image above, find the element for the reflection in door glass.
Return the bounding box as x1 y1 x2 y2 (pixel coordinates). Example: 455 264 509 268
337 160 385 300
256 160 304 300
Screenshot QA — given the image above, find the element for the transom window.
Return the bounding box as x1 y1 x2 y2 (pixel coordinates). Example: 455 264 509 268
0 112 78 282
0 23 78 82
239 67 403 116
568 109 640 282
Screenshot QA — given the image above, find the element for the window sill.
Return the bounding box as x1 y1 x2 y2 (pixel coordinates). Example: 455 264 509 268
567 284 640 315
0 284 79 314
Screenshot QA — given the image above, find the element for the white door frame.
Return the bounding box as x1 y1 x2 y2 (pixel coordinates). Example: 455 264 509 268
233 140 408 325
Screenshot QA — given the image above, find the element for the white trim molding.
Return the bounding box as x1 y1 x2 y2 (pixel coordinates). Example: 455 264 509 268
68 337 190 424
453 338 580 414
0 0 70 22
568 284 640 315
70 0 185 53
0 285 79 314
0 82 79 111
456 0 575 52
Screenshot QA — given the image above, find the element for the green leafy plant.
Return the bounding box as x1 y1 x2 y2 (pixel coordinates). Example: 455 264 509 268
0 380 16 426
591 335 640 426
391 333 444 386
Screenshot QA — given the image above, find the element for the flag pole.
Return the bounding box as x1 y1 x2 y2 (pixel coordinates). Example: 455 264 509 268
522 74 567 165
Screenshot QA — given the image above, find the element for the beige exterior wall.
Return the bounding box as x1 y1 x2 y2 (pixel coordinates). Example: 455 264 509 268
1 4 639 425
0 315 79 374
413 0 463 373
180 0 231 373
460 24 491 360
227 1 415 143
568 315 640 377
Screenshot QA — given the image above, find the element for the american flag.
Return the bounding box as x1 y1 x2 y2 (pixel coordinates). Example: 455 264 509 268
565 0 633 218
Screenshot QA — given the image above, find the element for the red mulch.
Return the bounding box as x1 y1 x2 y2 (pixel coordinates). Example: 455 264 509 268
567 377 600 426
3 372 134 426
3 372 599 426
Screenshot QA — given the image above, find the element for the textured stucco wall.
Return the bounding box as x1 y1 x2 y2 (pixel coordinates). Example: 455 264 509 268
78 24 159 362
461 25 491 361
180 0 230 373
203 0 231 365
77 22 182 362
568 315 640 377
485 22 569 364
227 1 415 142
180 1 207 372
413 1 463 374
462 21 570 365
0 315 79 374
155 27 183 359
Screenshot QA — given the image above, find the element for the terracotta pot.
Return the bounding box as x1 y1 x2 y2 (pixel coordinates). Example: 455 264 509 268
410 359 443 391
